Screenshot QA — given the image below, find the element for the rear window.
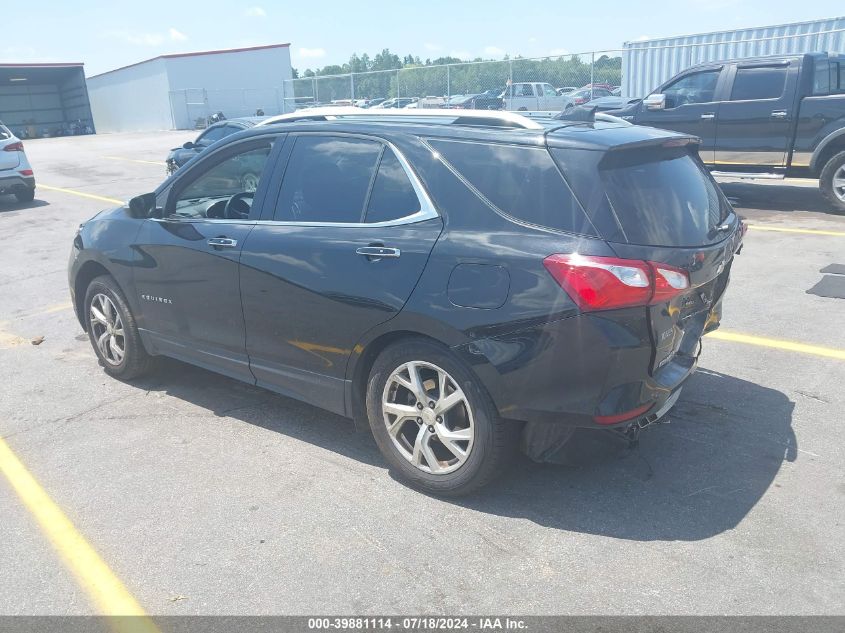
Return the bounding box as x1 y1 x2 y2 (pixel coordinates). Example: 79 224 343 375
427 139 597 236
594 147 730 247
731 66 787 101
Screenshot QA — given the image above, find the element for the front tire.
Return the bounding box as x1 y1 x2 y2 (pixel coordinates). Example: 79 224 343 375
366 339 515 496
820 151 845 212
84 275 154 379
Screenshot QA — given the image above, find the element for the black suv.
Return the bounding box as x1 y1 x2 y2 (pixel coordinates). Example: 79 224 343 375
69 111 743 495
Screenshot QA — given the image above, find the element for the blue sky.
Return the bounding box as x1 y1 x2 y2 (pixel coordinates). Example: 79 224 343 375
2 1 842 76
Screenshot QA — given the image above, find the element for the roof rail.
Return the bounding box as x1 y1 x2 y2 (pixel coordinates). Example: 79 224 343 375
258 106 545 130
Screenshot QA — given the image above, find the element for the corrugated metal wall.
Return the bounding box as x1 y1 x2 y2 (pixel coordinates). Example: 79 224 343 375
623 16 845 97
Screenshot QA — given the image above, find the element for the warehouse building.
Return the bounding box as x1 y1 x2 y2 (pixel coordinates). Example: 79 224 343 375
623 16 845 97
0 63 94 138
87 43 293 132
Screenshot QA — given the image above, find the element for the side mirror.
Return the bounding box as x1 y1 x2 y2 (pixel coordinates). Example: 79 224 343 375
644 93 667 110
182 141 195 150
128 192 156 219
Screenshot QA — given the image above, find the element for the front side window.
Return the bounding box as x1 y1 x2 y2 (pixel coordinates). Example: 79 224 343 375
730 66 788 101
429 139 597 235
662 70 720 107
170 141 274 218
274 136 382 223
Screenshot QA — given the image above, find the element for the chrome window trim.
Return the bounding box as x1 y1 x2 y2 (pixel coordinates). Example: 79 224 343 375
156 132 439 228
274 131 439 226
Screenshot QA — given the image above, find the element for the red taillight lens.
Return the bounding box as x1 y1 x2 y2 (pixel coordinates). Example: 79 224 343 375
4 141 24 152
594 403 653 425
574 97 586 105
650 263 690 305
18 169 33 176
543 254 690 311
543 254 651 310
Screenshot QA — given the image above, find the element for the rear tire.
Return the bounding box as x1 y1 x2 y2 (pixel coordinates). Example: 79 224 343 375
15 188 35 203
819 151 845 213
84 275 154 380
365 338 516 496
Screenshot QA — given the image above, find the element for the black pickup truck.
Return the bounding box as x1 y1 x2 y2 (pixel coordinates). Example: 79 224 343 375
609 52 845 210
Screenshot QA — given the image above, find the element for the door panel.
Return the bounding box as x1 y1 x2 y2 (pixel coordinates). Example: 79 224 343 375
714 62 798 168
133 135 282 382
134 219 256 381
240 219 442 413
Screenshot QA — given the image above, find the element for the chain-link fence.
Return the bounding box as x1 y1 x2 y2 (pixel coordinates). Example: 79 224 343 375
282 50 624 111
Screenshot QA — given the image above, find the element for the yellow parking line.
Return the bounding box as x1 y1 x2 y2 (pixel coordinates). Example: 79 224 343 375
104 156 166 167
0 437 160 630
39 184 123 206
707 330 845 360
747 224 845 237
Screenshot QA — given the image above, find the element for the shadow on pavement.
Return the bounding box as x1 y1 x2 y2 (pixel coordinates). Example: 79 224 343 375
137 361 795 542
0 195 50 213
719 181 840 215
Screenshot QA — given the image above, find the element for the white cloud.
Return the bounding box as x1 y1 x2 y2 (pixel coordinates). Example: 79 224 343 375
169 28 188 42
635 34 651 41
483 46 504 57
297 47 326 59
549 47 569 57
103 30 164 46
245 6 267 17
424 42 442 52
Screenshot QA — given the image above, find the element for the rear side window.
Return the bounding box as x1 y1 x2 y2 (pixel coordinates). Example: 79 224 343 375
275 136 382 222
428 139 597 236
731 66 787 101
597 147 730 247
365 150 420 223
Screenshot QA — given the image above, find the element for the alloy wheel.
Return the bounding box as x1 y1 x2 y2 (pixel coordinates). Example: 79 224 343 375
89 293 125 366
834 165 845 203
382 361 474 474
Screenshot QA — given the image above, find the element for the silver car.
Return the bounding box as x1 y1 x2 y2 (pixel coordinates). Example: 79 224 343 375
0 123 36 203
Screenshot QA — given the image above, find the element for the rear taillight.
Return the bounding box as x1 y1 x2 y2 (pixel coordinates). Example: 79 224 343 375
574 97 587 105
3 141 24 152
18 169 33 176
543 254 690 311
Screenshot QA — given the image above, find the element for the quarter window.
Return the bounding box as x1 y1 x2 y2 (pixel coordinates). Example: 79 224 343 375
730 66 787 101
662 70 720 107
429 139 597 236
274 136 382 223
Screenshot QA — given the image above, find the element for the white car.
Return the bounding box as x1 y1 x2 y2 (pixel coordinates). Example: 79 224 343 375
501 82 569 111
0 123 36 203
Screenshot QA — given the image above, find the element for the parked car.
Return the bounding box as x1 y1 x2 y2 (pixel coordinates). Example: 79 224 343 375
556 86 578 95
586 95 640 112
501 82 572 111
363 98 387 108
561 87 614 111
375 97 417 109
441 94 475 109
0 123 36 203
608 52 845 210
468 89 504 110
69 109 742 495
166 117 268 175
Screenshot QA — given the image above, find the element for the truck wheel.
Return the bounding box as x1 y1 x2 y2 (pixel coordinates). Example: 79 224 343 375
819 151 845 213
